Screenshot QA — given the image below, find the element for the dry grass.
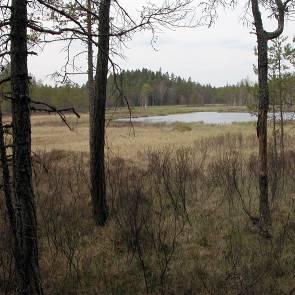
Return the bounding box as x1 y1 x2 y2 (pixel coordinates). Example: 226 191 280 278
28 132 294 294
1 113 295 294
31 114 258 160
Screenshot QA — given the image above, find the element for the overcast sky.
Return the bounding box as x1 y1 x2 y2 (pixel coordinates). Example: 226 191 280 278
28 1 294 87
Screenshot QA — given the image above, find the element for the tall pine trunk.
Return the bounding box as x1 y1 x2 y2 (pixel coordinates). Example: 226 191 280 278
256 35 272 227
90 0 111 226
10 0 43 293
251 0 272 229
251 0 288 230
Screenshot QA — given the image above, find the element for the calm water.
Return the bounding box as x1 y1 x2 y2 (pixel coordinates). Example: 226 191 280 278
119 112 294 124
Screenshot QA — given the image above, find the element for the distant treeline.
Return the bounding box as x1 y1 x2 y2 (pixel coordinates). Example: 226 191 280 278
0 67 283 112
107 68 255 108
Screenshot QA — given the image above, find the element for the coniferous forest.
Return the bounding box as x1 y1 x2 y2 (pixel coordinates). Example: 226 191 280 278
1 67 293 113
28 68 295 111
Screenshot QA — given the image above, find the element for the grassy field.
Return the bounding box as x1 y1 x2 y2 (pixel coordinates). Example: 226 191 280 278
31 111 256 160
1 108 295 294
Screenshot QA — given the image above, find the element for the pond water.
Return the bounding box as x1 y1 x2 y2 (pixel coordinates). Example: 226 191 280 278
119 112 256 124
119 112 295 125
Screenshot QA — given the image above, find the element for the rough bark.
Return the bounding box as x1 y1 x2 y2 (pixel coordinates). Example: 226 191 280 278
256 33 272 227
10 0 43 293
90 0 111 226
87 0 94 140
251 0 287 229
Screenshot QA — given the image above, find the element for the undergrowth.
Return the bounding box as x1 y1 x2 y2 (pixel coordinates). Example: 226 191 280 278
1 132 295 294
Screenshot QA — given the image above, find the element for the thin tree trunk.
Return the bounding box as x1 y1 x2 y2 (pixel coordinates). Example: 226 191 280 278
271 97 278 202
250 0 290 229
251 0 287 230
278 62 285 169
251 0 272 228
87 0 94 140
90 0 111 226
256 34 272 228
10 0 43 293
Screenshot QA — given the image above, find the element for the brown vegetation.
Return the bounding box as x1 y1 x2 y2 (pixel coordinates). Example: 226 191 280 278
1 120 294 294
30 114 256 159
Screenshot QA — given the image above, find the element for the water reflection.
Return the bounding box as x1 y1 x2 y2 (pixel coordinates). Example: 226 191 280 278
119 112 294 124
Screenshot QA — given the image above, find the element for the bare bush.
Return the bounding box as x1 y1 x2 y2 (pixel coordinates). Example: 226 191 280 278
108 149 191 294
0 132 294 294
